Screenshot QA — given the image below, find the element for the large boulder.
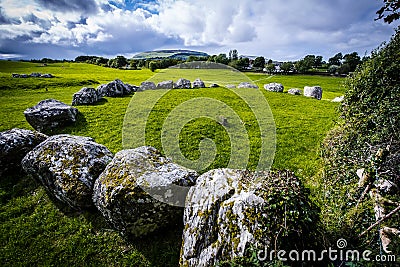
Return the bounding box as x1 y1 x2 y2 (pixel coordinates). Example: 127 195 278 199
156 80 174 89
93 146 198 238
264 82 284 92
192 78 206 88
24 99 79 133
180 169 317 267
174 78 191 89
97 79 135 97
238 82 258 89
140 81 157 91
0 128 47 177
304 86 322 100
21 135 113 210
72 87 99 105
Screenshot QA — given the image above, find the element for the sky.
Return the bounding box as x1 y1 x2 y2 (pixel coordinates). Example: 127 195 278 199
0 0 399 61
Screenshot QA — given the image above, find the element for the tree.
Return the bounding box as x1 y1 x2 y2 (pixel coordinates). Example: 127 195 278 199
319 26 400 256
265 63 276 74
342 52 361 72
108 56 128 68
280 62 294 74
315 56 323 68
328 52 343 66
376 0 400 24
253 56 265 68
214 53 229 65
149 61 158 72
229 49 238 61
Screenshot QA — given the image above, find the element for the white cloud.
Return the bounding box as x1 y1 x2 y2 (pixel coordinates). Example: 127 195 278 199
0 0 398 60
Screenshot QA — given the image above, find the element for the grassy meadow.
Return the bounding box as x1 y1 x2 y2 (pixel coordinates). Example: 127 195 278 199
0 61 346 266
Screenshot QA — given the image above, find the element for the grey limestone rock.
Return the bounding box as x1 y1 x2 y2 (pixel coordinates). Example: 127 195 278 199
21 134 113 210
304 86 323 100
72 87 100 105
24 99 79 133
0 128 47 177
174 78 191 89
93 146 198 238
264 82 284 92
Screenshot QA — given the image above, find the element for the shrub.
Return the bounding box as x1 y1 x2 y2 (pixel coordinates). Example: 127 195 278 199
318 26 400 256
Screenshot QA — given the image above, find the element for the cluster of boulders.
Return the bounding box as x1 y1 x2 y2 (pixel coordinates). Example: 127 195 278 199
0 127 316 265
72 79 138 106
12 73 54 78
264 82 324 100
139 78 207 90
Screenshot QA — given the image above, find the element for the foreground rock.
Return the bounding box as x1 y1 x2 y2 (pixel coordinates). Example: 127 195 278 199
97 79 136 97
192 78 206 88
174 78 191 89
72 87 100 105
288 88 301 95
140 81 156 91
93 146 198 238
0 128 47 177
24 99 79 133
304 86 322 100
238 82 258 88
180 169 317 267
264 82 284 92
156 80 174 89
22 135 113 210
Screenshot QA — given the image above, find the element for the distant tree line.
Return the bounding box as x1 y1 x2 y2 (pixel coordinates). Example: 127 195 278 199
73 49 365 75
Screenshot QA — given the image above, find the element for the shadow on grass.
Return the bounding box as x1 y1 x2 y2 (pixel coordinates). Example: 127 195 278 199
44 112 88 136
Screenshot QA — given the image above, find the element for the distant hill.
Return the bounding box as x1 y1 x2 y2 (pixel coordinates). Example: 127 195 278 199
132 49 209 60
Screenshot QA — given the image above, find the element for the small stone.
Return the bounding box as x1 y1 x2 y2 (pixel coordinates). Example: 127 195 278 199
288 88 301 95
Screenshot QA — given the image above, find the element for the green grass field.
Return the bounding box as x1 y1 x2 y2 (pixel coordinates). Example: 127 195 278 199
0 61 346 266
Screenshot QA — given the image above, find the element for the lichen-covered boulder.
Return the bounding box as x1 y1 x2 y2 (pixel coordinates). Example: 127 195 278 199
97 79 135 97
174 78 191 89
288 88 301 95
192 78 206 88
264 82 284 92
180 169 318 267
24 99 79 133
304 86 322 100
238 82 258 88
93 146 198 238
0 128 47 177
72 87 99 105
21 135 113 210
156 80 174 89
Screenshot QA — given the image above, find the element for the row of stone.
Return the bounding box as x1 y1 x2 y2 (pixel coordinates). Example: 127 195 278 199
12 73 54 78
0 128 314 266
71 79 260 106
264 82 323 100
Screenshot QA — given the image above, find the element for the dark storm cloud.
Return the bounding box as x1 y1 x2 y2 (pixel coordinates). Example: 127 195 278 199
66 17 88 30
23 13 51 29
34 0 98 14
